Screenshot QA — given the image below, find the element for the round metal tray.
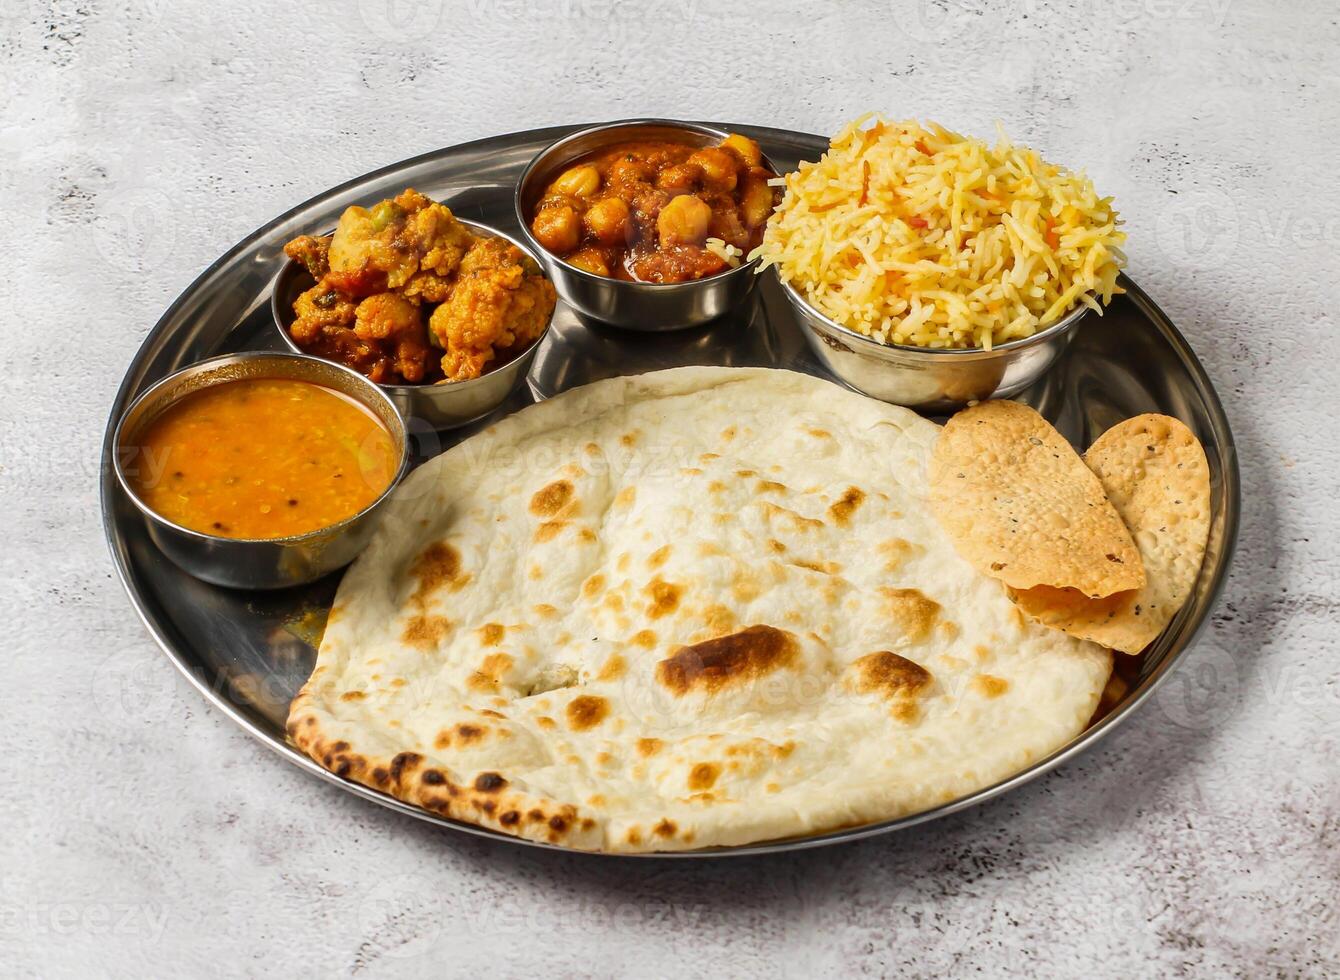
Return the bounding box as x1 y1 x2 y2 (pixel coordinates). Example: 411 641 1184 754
99 123 1239 857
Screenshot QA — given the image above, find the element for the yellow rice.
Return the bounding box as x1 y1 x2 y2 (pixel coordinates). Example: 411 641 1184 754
752 116 1126 349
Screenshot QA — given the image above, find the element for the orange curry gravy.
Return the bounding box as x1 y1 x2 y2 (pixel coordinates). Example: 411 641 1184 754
130 379 400 539
528 133 779 283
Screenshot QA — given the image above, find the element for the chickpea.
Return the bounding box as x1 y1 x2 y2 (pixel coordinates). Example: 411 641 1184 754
657 194 713 247
657 163 702 194
549 164 601 198
687 147 738 192
607 157 651 187
740 174 776 228
566 248 610 277
531 204 580 254
583 197 631 245
720 133 763 168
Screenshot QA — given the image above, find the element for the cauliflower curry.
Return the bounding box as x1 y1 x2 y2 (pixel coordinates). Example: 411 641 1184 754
284 189 556 385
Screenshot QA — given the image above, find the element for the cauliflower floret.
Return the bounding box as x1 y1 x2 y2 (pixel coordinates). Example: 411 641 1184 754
429 239 556 381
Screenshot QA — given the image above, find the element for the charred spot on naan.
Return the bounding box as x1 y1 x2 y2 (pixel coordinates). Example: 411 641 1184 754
637 737 664 756
688 762 721 791
566 694 610 731
878 537 921 572
477 622 506 646
971 674 1010 698
407 541 469 607
529 479 576 517
843 651 932 722
698 603 737 637
535 520 566 543
434 720 497 750
401 613 452 650
845 651 932 698
760 500 825 532
597 653 626 681
787 558 841 575
827 486 866 526
582 573 606 600
643 576 684 619
879 587 941 641
653 818 678 839
467 652 515 693
656 625 799 696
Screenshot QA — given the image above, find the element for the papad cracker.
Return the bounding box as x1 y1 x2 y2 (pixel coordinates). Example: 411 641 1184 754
930 400 1144 597
1013 414 1211 654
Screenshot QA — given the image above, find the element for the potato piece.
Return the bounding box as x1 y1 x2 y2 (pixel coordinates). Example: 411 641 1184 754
566 248 610 277
657 195 713 247
740 173 775 227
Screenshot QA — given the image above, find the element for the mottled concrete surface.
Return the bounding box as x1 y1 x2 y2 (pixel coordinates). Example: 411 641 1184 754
3 0 1338 976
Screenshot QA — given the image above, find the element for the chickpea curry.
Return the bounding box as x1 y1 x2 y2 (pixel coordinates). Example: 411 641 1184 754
130 379 401 539
284 189 556 386
529 133 779 284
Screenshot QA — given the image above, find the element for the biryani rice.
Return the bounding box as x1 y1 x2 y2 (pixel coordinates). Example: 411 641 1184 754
753 116 1127 349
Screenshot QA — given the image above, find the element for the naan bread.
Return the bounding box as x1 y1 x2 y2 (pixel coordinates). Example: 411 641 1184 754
288 368 1111 852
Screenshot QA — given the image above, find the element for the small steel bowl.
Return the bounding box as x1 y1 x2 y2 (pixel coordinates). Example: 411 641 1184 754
780 276 1089 413
514 119 775 331
271 219 552 430
113 351 409 590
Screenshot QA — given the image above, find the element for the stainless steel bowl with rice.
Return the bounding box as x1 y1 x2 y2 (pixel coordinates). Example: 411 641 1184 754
753 116 1127 409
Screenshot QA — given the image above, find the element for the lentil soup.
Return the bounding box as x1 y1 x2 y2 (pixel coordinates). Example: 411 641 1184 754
129 378 400 539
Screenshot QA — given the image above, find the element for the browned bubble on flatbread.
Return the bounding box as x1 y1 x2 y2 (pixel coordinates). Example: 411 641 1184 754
1012 414 1211 654
929 400 1145 597
843 652 933 723
529 479 575 517
879 587 940 641
655 625 799 696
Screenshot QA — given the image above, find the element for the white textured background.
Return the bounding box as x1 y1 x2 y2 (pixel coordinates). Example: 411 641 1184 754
4 0 1338 976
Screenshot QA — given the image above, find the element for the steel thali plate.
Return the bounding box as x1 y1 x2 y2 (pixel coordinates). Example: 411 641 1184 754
100 123 1239 856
